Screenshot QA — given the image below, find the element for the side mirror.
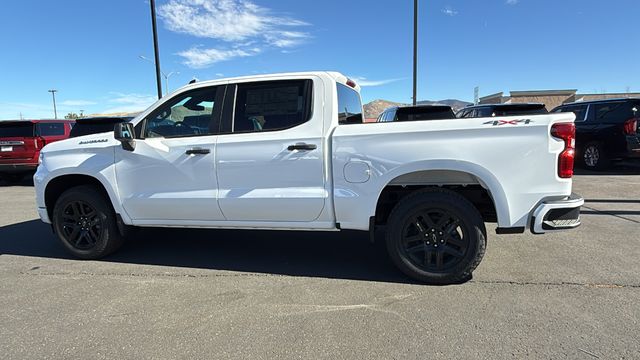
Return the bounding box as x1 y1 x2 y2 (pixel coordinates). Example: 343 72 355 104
114 123 136 151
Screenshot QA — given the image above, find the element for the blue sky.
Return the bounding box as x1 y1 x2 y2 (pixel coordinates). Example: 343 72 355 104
0 0 638 119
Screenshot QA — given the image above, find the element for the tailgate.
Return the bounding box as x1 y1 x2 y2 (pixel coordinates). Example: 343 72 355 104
0 122 37 161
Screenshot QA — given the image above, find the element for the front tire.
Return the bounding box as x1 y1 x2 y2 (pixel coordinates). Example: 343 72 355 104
385 189 486 284
52 185 124 259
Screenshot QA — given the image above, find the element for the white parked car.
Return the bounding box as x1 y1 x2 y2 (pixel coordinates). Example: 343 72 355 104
34 71 583 284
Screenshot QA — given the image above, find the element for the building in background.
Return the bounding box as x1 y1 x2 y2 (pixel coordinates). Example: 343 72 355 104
479 90 640 110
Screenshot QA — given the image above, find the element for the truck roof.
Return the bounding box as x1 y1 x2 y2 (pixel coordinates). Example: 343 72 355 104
176 71 360 92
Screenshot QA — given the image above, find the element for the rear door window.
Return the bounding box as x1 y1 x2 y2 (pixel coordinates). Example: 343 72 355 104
337 84 363 124
233 80 312 132
0 122 34 137
36 122 66 136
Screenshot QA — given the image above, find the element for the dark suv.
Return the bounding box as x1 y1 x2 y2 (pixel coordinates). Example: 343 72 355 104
0 120 74 182
457 103 548 118
552 98 640 170
377 105 456 122
69 116 133 138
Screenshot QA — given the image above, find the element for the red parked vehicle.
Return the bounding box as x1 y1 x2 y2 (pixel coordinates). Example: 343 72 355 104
0 119 74 182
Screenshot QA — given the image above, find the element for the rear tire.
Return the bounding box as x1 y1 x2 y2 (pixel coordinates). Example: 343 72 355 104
581 142 610 170
385 188 486 284
52 185 125 259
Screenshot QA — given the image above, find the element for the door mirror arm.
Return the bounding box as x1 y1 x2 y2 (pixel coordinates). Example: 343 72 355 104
114 123 136 151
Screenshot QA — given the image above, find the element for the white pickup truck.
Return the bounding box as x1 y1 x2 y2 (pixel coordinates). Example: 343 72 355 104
34 71 583 284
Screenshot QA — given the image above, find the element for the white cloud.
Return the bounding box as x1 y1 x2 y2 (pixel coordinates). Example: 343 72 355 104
99 92 157 114
506 0 519 4
158 0 310 68
177 47 260 68
441 6 458 16
353 77 406 87
58 100 97 107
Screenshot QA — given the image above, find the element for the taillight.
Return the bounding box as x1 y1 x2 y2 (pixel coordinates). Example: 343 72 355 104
623 118 637 135
346 79 357 88
551 123 575 178
35 136 47 149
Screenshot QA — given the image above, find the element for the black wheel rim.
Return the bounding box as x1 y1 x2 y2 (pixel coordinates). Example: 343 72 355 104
60 201 103 250
399 208 469 272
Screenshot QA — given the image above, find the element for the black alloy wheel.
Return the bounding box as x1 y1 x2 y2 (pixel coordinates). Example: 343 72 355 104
59 200 104 250
399 208 469 272
386 189 486 284
53 185 125 259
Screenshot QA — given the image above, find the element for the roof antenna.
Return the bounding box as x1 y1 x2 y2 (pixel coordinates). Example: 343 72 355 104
189 77 198 84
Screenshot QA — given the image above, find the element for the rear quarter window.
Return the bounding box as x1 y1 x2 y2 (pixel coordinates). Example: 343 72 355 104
337 84 363 124
593 102 636 123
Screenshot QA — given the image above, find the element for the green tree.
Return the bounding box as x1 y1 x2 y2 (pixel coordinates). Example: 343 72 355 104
64 112 80 119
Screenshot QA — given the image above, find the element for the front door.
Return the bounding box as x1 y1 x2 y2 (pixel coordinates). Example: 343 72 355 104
215 79 326 222
115 85 226 222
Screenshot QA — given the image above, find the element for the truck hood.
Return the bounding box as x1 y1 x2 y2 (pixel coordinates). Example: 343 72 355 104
41 131 119 155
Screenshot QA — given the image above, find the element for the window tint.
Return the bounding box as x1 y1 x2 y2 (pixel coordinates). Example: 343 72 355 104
337 84 363 124
0 122 34 137
37 122 65 136
384 109 396 122
144 87 218 138
476 107 494 117
593 102 636 123
233 80 311 133
492 104 548 116
561 105 588 122
396 107 456 121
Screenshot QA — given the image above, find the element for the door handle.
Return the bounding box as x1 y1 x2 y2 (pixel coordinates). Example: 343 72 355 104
287 143 317 151
185 148 210 155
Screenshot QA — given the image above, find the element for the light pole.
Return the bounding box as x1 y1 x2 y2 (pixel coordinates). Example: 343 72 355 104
139 56 179 95
412 0 418 106
149 0 163 99
48 89 58 119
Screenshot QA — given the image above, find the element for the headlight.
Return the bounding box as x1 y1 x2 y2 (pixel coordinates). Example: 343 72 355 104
38 152 44 165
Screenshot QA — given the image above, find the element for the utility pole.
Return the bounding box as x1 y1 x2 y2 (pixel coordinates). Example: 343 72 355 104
412 0 418 106
48 89 58 119
149 0 163 99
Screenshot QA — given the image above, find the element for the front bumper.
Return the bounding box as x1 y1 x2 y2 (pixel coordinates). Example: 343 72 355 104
531 193 584 234
37 207 51 224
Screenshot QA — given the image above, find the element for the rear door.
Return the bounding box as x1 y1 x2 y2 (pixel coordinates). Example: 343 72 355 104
0 122 36 162
215 78 326 222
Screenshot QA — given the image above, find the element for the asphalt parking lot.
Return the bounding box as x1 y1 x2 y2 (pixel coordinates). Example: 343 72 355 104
1 167 639 359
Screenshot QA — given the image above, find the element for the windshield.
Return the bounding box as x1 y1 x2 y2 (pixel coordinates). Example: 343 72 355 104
0 122 34 137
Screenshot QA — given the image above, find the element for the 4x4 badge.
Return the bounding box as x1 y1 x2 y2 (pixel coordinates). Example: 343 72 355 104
483 119 533 126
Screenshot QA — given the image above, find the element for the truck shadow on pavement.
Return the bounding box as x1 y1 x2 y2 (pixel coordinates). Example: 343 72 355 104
0 219 424 285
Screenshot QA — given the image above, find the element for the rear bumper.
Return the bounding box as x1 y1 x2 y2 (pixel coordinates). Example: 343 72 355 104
531 193 584 234
0 163 38 174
